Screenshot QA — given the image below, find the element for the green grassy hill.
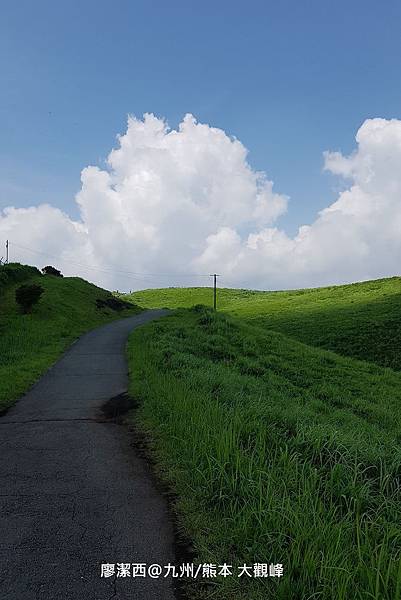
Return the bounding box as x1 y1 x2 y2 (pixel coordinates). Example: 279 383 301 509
128 306 401 600
126 278 401 599
128 277 401 370
0 263 140 412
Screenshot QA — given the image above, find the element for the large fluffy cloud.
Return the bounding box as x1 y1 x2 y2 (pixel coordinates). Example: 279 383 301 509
1 114 401 291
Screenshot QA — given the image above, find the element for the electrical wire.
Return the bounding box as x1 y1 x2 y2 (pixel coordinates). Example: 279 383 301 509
10 242 212 281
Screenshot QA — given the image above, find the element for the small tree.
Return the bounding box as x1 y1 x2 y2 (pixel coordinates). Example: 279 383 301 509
16 284 44 314
42 265 63 277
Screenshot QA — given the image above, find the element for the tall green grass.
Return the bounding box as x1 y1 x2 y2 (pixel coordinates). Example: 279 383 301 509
128 307 401 599
0 264 140 411
127 277 401 370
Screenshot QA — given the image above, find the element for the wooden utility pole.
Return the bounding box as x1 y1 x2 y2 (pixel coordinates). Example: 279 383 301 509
209 273 220 310
5 240 9 264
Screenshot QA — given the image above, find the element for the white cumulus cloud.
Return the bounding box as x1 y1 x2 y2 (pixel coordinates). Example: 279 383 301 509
1 114 401 291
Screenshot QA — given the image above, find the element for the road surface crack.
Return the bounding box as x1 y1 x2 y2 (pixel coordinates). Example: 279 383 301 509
0 417 111 425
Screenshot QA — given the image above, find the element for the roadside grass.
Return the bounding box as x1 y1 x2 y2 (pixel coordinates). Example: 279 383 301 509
127 277 401 370
128 307 401 600
0 263 140 412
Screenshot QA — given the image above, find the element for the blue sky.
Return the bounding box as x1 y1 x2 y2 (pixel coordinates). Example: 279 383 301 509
2 0 401 239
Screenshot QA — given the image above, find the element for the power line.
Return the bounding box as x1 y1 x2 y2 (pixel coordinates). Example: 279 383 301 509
10 242 211 280
6 240 257 291
5 239 261 300
8 240 259 291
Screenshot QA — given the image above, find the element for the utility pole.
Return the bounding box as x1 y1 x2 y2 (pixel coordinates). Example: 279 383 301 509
5 240 9 264
209 273 220 310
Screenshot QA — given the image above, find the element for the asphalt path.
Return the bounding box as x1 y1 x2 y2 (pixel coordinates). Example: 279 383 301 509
0 310 177 600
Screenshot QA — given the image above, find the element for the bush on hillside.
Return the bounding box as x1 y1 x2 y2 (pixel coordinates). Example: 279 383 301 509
96 296 132 311
0 263 41 293
42 265 63 277
192 303 208 313
15 284 44 314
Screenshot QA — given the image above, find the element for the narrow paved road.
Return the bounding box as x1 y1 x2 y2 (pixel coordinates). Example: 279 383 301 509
0 310 176 600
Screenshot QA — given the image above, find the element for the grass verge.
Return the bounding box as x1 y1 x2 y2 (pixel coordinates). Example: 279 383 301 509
0 263 140 412
127 307 401 599
128 277 401 371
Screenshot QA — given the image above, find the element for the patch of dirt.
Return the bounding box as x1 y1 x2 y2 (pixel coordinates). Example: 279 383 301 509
100 393 138 423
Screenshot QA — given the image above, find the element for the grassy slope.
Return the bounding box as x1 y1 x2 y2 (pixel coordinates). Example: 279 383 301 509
129 277 401 370
0 264 140 411
128 307 401 600
127 278 401 598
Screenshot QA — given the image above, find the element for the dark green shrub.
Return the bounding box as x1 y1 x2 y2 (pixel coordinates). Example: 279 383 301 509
96 296 132 311
0 263 41 294
42 265 63 277
15 284 44 314
192 304 208 313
